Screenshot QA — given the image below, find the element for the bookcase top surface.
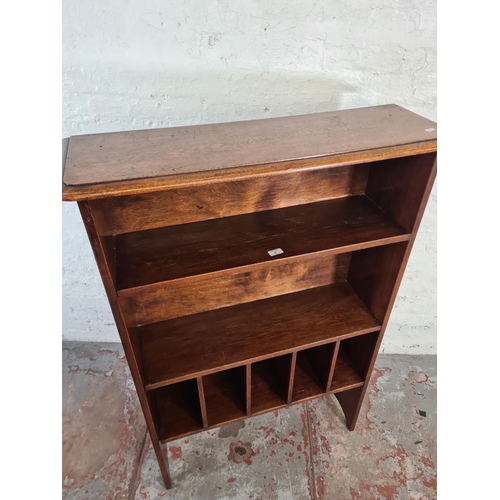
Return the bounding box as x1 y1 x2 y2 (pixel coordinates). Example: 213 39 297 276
62 104 436 200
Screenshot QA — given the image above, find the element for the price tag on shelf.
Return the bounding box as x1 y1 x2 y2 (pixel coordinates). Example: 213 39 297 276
268 248 284 257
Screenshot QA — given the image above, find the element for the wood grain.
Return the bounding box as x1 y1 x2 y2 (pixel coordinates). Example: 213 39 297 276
62 141 437 201
90 164 370 235
115 195 410 290
63 104 437 192
140 282 381 390
119 252 351 326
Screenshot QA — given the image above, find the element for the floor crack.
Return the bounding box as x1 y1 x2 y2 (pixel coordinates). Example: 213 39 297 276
305 401 318 500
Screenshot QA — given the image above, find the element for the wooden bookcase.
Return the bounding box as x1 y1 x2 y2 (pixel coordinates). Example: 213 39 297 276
62 104 437 489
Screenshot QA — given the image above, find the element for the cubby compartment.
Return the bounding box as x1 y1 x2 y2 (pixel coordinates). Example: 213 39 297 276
292 343 336 402
153 379 204 443
251 355 293 414
330 332 379 393
202 367 247 427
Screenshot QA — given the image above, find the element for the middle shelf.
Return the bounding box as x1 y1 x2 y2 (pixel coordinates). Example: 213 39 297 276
115 194 410 290
141 282 380 390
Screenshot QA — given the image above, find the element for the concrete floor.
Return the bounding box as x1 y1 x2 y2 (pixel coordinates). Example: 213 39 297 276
62 342 436 500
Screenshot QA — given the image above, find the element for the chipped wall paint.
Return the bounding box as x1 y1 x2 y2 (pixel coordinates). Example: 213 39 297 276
62 0 436 353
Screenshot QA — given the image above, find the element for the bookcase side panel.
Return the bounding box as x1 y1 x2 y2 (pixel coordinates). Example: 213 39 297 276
77 200 172 489
339 156 436 430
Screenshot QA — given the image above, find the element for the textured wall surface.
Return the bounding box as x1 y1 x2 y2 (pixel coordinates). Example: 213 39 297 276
62 0 436 353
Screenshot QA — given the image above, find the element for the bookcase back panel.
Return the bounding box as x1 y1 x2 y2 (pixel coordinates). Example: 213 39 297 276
119 252 351 326
90 164 370 235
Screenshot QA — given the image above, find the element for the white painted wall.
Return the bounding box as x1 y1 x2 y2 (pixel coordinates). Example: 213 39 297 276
62 0 436 353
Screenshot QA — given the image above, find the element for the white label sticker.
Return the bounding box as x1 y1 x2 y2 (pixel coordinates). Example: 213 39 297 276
425 128 436 132
268 248 284 256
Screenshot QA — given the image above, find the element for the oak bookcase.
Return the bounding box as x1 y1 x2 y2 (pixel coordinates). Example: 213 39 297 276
62 104 437 489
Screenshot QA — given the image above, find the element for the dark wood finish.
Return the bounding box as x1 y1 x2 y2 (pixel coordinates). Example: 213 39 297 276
202 368 247 427
119 252 351 326
90 164 370 234
114 195 409 290
140 283 381 390
63 104 436 199
63 105 437 489
154 379 204 442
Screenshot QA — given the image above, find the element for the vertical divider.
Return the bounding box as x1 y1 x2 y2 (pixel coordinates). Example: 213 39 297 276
326 342 341 391
287 352 298 404
246 365 252 416
196 376 208 428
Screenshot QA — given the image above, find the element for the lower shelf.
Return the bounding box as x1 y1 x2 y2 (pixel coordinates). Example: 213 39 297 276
141 282 380 390
154 335 372 443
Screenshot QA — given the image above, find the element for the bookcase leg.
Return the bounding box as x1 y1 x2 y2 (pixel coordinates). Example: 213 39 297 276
335 386 364 431
158 442 172 489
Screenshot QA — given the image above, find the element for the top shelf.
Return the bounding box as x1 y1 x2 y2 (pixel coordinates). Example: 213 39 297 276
62 104 437 200
115 195 410 290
